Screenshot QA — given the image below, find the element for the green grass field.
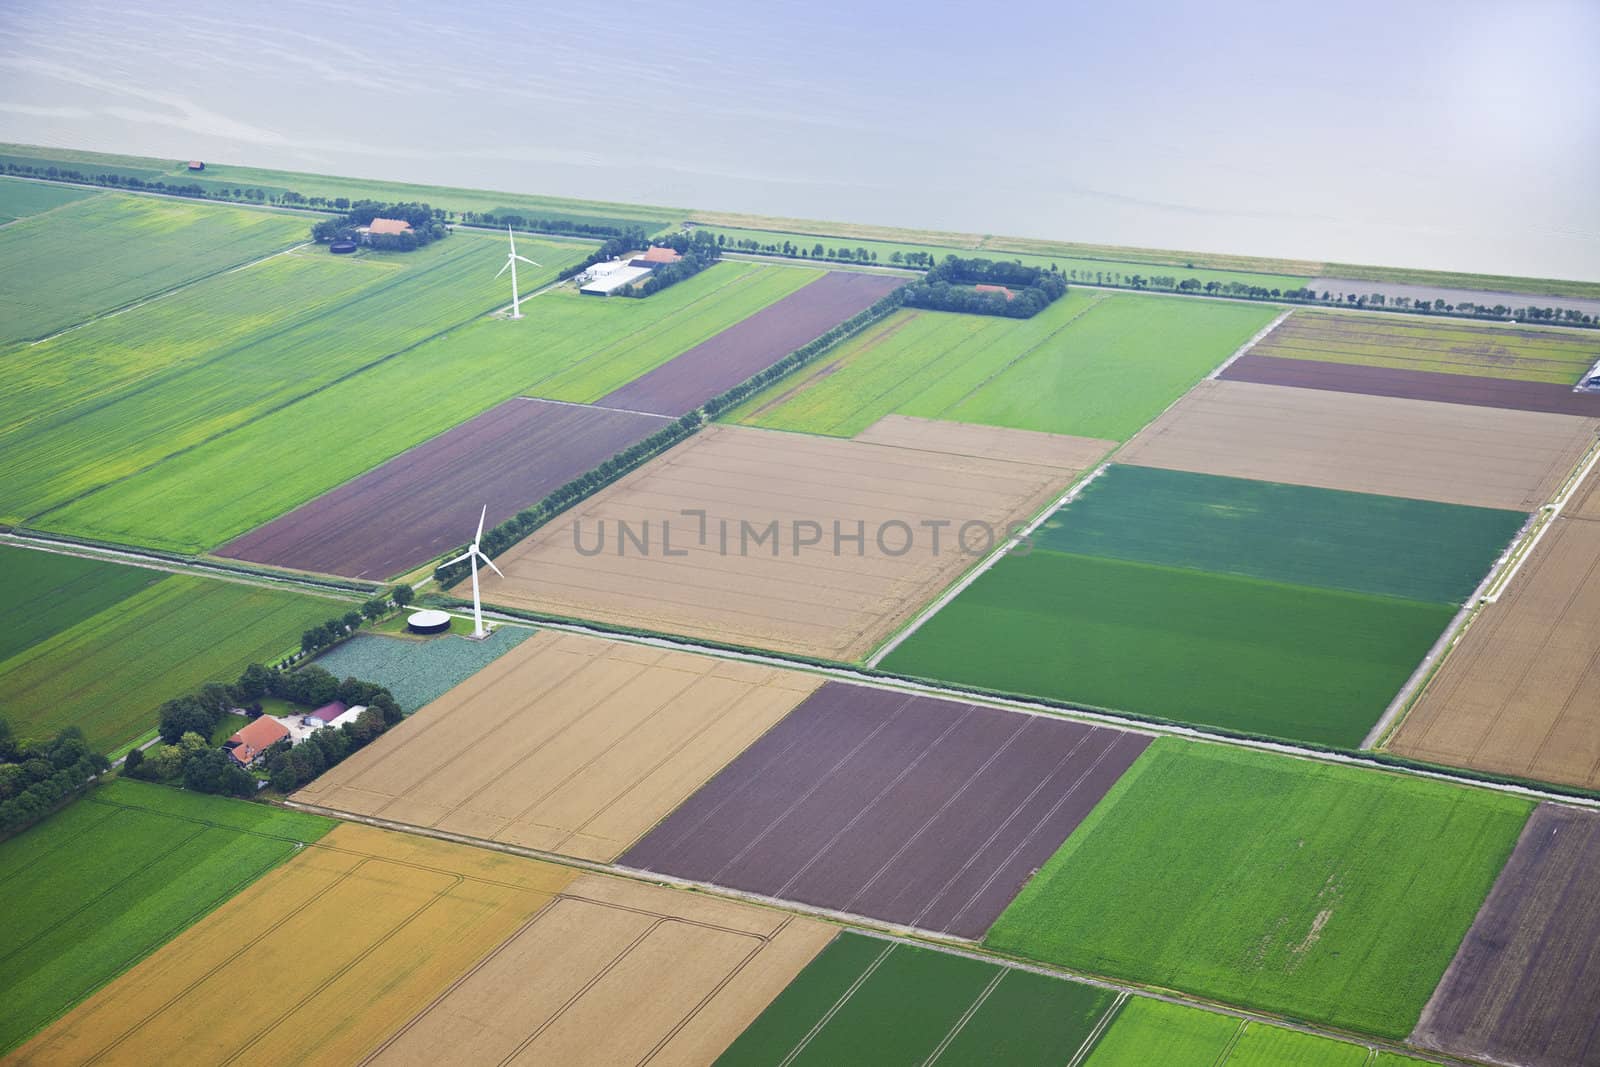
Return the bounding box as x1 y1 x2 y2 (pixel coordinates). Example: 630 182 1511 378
34 261 815 552
1036 466 1525 605
879 550 1453 746
0 574 336 750
1081 999 1240 1066
0 193 307 344
0 176 93 222
986 741 1531 1039
0 229 587 527
730 292 1279 441
0 779 332 1054
1253 309 1600 384
0 546 163 663
716 932 1115 1066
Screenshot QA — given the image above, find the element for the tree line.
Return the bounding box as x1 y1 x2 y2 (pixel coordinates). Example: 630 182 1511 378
714 233 925 267
0 720 109 837
292 586 412 661
901 257 1068 319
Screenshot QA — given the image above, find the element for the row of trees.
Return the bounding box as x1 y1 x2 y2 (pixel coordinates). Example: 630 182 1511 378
902 257 1068 319
287 587 411 664
434 416 701 587
0 721 110 836
714 234 921 267
460 210 631 239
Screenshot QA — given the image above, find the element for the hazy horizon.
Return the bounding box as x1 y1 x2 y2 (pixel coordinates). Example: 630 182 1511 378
1 0 1596 281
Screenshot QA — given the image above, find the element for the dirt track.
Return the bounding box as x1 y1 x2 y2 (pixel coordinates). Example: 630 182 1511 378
294 629 819 860
364 873 833 1066
471 424 1085 660
12 824 575 1066
1412 804 1600 1067
1390 472 1600 790
1118 379 1598 511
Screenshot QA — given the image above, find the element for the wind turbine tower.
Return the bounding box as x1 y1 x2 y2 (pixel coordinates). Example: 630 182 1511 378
443 506 503 639
495 226 541 319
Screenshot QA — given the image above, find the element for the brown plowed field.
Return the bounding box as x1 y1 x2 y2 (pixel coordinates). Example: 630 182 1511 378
597 271 905 416
1412 803 1600 1067
854 414 1116 469
11 823 576 1067
295 629 820 861
1250 309 1600 384
1118 380 1598 511
469 424 1085 660
217 397 670 580
1390 473 1600 790
365 873 833 1066
1222 354 1600 416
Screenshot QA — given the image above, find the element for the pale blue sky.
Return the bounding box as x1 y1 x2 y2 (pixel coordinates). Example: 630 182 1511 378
1 0 1595 279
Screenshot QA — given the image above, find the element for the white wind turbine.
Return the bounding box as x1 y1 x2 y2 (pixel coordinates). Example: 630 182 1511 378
444 506 502 639
495 226 541 319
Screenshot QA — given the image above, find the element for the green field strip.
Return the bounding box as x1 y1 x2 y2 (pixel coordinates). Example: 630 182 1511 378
1035 466 1526 605
0 192 309 344
0 574 335 750
986 740 1532 1039
0 546 164 662
1080 998 1241 1066
715 932 889 1065
1222 1022 1372 1066
0 176 95 221
879 549 1454 747
0 780 333 1054
932 966 1117 1065
730 291 1278 441
32 261 810 553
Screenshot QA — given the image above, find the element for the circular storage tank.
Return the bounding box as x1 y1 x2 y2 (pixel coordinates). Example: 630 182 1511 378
406 609 453 635
330 240 358 254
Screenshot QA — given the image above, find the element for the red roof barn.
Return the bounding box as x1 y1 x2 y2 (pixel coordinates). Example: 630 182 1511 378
225 717 289 766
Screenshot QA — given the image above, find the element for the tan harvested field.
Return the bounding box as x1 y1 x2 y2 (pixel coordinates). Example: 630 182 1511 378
1118 379 1598 510
366 873 834 1066
469 424 1083 660
296 630 820 861
1391 473 1600 790
854 414 1115 469
12 823 575 1067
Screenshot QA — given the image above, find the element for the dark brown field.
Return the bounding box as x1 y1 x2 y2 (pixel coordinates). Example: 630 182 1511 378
619 681 1150 939
1222 354 1600 416
597 271 905 416
1412 803 1600 1067
218 398 669 579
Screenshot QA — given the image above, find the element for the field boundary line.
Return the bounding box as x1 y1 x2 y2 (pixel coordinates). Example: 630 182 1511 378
921 968 1006 1066
511 394 675 420
1066 991 1127 1067
1208 308 1291 379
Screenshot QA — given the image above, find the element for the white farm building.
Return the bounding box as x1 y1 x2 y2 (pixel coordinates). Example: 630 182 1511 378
579 260 654 296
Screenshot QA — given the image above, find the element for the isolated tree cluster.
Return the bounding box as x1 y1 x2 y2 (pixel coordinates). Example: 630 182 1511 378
902 256 1068 318
0 720 110 836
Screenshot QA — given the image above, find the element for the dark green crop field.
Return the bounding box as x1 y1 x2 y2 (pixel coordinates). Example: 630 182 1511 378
716 932 1115 1066
0 779 333 1054
0 546 162 663
879 549 1454 746
986 741 1531 1039
1035 466 1525 605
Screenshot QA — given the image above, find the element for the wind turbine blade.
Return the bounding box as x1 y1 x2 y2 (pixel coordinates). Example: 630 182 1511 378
478 551 505 578
443 550 473 567
494 258 511 279
507 225 517 255
475 505 487 543
513 255 539 266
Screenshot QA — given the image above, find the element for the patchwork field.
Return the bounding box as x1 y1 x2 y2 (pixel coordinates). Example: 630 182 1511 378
854 414 1115 469
32 260 810 553
0 192 306 343
1412 803 1600 1067
11 822 577 1066
296 630 820 861
729 292 1279 440
0 573 335 750
219 397 671 579
5 229 586 537
0 545 163 663
472 424 1089 660
717 931 1118 1066
985 741 1532 1038
367 873 832 1065
1391 474 1600 789
1251 309 1600 383
622 681 1149 937
0 780 333 1055
1223 354 1600 416
1118 379 1598 510
0 176 93 221
1035 465 1524 605
310 628 531 713
880 550 1454 746
600 269 905 416
1080 999 1424 1067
